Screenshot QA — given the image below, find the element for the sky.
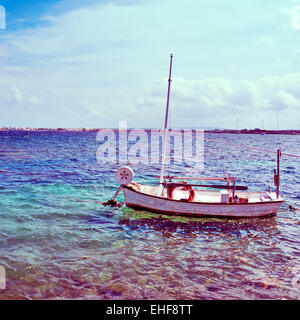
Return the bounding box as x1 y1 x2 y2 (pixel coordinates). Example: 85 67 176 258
0 0 300 129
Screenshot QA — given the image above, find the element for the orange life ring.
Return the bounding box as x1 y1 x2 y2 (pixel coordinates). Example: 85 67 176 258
180 185 195 202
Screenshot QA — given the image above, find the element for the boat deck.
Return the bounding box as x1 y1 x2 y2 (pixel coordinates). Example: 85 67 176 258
131 183 281 204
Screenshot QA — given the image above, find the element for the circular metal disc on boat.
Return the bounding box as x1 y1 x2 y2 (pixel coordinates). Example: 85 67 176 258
116 166 134 185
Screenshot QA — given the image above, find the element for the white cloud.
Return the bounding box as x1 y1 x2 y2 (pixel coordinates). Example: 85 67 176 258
28 95 41 105
294 49 300 65
0 0 299 129
11 86 23 103
82 103 102 117
271 90 300 110
134 73 300 128
258 36 275 45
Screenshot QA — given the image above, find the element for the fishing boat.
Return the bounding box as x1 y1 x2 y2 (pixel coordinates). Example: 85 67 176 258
112 54 284 218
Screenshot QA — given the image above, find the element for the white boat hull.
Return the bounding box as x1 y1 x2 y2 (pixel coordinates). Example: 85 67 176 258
122 185 283 218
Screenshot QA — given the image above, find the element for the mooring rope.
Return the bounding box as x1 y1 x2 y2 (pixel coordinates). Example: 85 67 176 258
102 185 123 207
284 201 298 211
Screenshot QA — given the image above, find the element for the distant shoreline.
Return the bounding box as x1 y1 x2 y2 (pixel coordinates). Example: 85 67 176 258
0 127 299 135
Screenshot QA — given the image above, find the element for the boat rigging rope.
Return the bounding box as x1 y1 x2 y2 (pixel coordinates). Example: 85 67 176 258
204 137 300 158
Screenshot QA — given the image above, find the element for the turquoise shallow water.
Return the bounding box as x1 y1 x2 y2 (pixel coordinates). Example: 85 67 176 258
0 130 299 299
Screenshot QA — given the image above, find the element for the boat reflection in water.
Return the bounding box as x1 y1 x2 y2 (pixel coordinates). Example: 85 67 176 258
118 207 280 238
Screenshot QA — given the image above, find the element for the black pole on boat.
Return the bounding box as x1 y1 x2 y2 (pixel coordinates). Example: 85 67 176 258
276 148 281 199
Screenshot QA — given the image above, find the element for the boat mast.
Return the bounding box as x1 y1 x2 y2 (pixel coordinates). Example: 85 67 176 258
159 54 173 195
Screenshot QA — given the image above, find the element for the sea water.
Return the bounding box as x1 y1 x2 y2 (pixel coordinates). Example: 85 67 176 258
0 130 299 299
